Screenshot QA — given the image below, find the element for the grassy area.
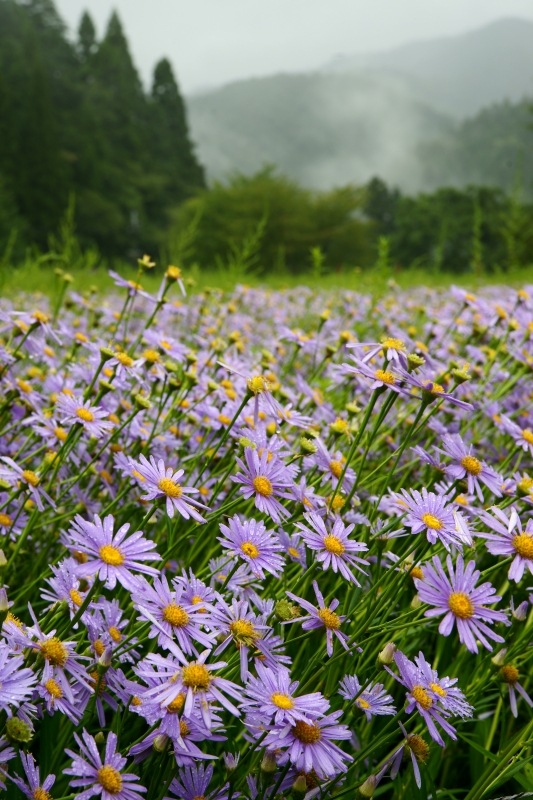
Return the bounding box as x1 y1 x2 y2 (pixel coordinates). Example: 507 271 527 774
0 260 531 303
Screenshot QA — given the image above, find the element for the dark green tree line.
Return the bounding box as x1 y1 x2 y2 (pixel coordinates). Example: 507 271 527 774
0 0 204 257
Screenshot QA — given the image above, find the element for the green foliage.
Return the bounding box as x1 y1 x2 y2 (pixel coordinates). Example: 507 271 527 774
171 168 372 274
0 0 204 257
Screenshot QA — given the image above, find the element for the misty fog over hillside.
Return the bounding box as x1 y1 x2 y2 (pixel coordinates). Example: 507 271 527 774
186 18 533 194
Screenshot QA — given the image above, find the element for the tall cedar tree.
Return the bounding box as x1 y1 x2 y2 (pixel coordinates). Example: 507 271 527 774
0 0 205 257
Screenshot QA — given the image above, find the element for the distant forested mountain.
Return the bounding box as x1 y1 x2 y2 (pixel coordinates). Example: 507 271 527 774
0 0 204 256
187 18 533 196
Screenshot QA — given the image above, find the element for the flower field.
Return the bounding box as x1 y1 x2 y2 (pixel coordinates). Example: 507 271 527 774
0 266 533 799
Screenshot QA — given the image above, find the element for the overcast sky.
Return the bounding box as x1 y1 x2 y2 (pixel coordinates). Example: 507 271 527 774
54 0 533 94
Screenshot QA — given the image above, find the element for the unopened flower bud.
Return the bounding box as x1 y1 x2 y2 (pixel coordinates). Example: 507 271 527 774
6 717 32 743
357 774 376 798
292 774 308 794
98 647 113 670
223 752 240 771
377 642 396 665
299 436 318 455
99 346 115 359
491 648 507 667
275 599 301 622
184 370 199 385
94 731 105 745
98 379 115 394
207 380 220 392
407 353 425 372
346 401 360 416
165 265 181 281
512 601 528 621
0 551 7 568
451 365 471 384
153 733 169 752
185 351 197 364
0 588 9 627
239 437 255 450
134 394 152 410
410 594 422 610
261 750 277 773
330 417 350 436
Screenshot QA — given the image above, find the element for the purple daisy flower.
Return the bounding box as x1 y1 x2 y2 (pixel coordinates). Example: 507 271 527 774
66 513 161 591
65 729 147 800
343 357 411 396
477 506 533 583
285 581 352 657
437 433 503 500
501 414 533 456
338 675 396 721
386 651 459 745
0 457 55 512
210 596 279 681
377 721 430 790
262 709 353 779
413 651 473 719
11 751 55 800
165 764 229 800
232 448 293 523
135 650 242 729
295 512 369 585
217 515 284 579
131 575 215 654
393 488 472 551
56 394 114 438
415 554 508 653
400 368 473 410
242 662 329 726
0 738 16 790
131 455 209 522
499 663 533 718
0 642 36 715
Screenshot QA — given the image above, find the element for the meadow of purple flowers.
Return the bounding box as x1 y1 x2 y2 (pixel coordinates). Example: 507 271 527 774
0 264 532 799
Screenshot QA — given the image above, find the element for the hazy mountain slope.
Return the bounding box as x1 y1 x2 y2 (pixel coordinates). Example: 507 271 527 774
420 100 533 195
187 71 451 191
326 18 533 117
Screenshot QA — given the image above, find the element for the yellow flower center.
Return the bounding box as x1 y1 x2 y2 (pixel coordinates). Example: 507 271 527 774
45 678 63 699
115 352 133 367
422 512 443 530
410 566 424 580
69 589 83 607
318 608 341 630
329 460 343 478
0 513 11 527
163 604 190 628
448 591 474 619
109 626 123 643
247 375 270 394
230 619 259 644
500 665 519 684
157 477 183 498
241 541 260 558
461 455 482 476
411 685 433 710
22 470 39 487
54 426 67 441
99 544 125 566
97 765 123 794
76 408 95 423
374 369 396 385
166 693 186 713
522 429 533 445
513 534 533 560
33 789 52 800
355 697 370 709
40 637 68 667
143 349 160 363
218 414 231 425
381 337 405 351
292 720 321 744
323 535 345 555
407 734 430 762
271 692 294 710
94 639 105 657
253 476 273 497
182 663 211 691
288 547 301 559
429 682 447 697
180 720 190 737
